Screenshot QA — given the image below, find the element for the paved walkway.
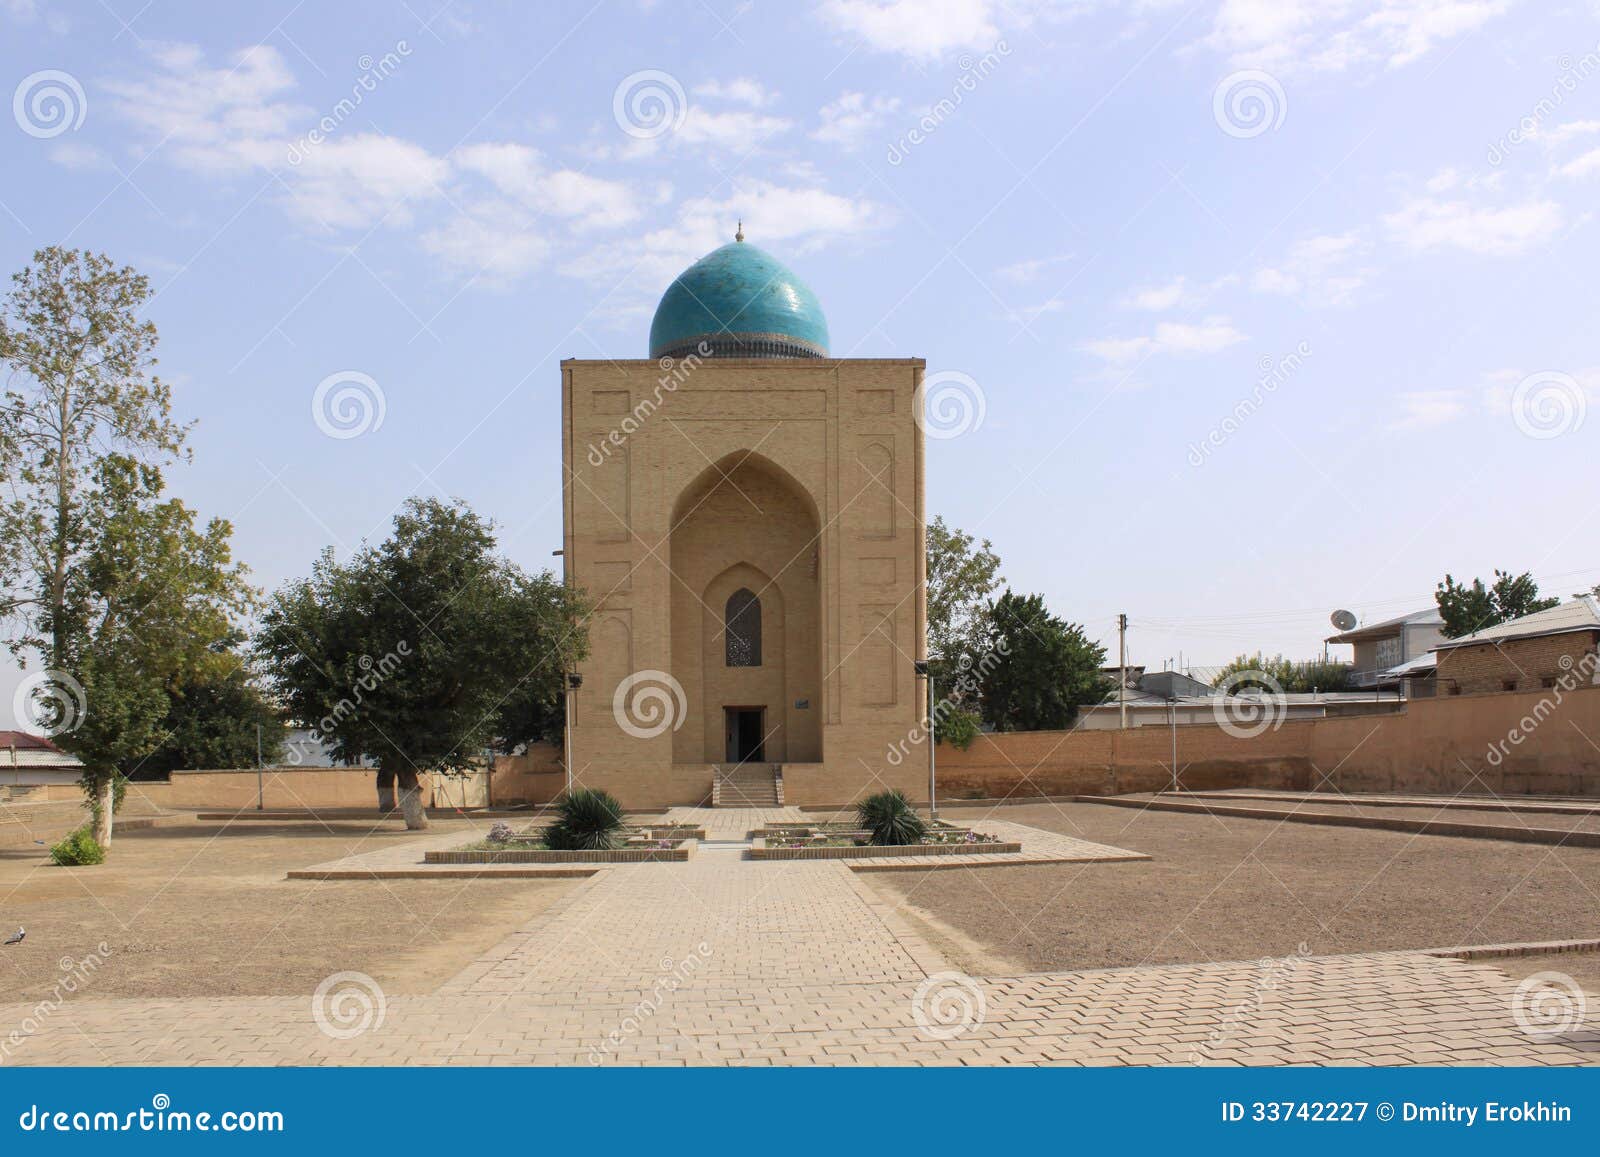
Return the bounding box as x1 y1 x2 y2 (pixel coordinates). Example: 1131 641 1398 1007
3 810 1597 1067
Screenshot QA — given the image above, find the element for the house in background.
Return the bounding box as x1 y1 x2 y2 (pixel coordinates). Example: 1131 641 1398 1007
1434 596 1600 696
0 730 84 787
1076 669 1403 729
1325 607 1447 691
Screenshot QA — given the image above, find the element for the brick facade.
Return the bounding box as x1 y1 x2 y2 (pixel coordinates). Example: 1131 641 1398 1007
1436 630 1600 696
561 356 928 809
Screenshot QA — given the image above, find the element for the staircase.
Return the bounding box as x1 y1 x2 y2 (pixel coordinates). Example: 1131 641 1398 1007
712 763 783 808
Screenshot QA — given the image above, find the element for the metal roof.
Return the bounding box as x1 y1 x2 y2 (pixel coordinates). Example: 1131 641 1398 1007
1325 606 1443 644
1433 595 1600 652
0 731 84 768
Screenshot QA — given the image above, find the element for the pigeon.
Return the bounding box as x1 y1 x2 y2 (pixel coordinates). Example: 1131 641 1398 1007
3 928 22 945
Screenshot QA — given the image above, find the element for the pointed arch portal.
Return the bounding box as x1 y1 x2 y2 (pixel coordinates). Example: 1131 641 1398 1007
668 452 822 765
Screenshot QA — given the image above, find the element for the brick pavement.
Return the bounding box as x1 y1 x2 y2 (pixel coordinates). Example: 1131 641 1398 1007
2 811 1596 1067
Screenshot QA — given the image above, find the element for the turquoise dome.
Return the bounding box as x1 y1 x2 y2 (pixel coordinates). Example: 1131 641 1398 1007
649 235 829 360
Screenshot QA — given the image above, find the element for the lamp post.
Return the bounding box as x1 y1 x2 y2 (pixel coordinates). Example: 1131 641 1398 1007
914 659 936 819
563 672 583 799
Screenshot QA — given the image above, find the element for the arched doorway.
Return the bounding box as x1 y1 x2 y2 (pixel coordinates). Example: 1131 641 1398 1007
668 453 822 765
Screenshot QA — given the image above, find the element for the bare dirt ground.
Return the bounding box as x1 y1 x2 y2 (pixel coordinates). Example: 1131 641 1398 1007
0 817 574 1002
864 802 1600 973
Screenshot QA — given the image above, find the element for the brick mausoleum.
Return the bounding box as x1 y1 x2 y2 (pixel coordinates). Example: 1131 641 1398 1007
559 228 927 809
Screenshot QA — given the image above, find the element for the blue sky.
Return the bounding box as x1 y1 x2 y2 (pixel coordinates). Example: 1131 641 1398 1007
3 0 1599 703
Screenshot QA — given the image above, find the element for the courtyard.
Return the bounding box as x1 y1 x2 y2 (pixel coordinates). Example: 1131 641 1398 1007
2 799 1596 1067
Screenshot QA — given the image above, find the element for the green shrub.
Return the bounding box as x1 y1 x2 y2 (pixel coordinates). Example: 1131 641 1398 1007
50 827 105 867
543 788 626 851
855 789 927 846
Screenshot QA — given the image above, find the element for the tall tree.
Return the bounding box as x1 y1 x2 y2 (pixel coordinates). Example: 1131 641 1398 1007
926 516 1003 660
38 457 252 842
256 498 590 829
0 249 250 847
0 248 190 653
978 590 1110 732
1436 569 1560 638
926 516 1003 719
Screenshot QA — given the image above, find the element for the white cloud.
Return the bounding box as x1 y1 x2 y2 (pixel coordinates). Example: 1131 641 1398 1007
420 203 552 284
675 106 792 150
1556 146 1600 180
994 253 1074 283
1251 230 1369 305
816 0 1001 61
455 142 642 230
565 180 889 303
1083 316 1246 362
1155 317 1247 354
284 133 449 230
1482 366 1600 416
1543 120 1600 146
1082 335 1155 362
1122 276 1189 310
812 91 902 150
104 43 450 230
1389 389 1466 430
47 140 108 170
1203 0 1513 73
104 42 304 175
692 78 776 107
1383 196 1563 256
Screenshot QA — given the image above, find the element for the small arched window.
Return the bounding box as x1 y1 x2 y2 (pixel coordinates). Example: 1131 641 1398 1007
726 588 762 667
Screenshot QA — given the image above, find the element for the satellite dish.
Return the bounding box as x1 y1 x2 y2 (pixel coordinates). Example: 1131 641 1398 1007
1330 609 1358 632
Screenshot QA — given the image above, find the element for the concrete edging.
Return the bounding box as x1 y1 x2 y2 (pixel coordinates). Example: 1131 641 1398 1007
1078 794 1600 848
750 837 1021 860
425 839 698 864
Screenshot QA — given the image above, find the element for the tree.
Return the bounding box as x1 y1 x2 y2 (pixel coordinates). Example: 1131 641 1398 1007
0 248 190 643
1436 569 1560 638
41 458 252 843
926 516 1002 706
126 653 286 778
0 249 249 848
977 590 1110 732
255 498 590 829
1212 653 1351 693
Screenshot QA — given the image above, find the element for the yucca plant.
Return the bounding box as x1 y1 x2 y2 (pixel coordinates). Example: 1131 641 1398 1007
543 788 627 851
855 789 927 846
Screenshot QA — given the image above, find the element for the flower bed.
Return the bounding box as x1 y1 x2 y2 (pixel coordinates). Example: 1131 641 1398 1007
747 819 1018 860
748 835 1019 861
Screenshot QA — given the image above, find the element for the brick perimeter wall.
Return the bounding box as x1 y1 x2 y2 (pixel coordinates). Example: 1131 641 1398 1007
937 685 1600 802
33 686 1595 814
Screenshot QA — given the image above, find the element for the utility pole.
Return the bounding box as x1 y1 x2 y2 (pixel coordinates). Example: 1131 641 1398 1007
1167 683 1179 794
914 659 936 819
562 673 582 799
1118 613 1128 730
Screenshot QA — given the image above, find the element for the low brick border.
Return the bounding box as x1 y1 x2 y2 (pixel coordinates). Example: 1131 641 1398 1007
288 866 602 879
749 837 1020 860
425 839 697 864
1080 794 1600 848
626 826 706 841
1420 937 1600 960
1173 790 1600 818
847 852 1149 873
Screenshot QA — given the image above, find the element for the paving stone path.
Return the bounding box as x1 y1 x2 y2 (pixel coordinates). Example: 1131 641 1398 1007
3 810 1597 1067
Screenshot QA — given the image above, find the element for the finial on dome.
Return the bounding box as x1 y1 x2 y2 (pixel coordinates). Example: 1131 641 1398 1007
735 220 744 242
